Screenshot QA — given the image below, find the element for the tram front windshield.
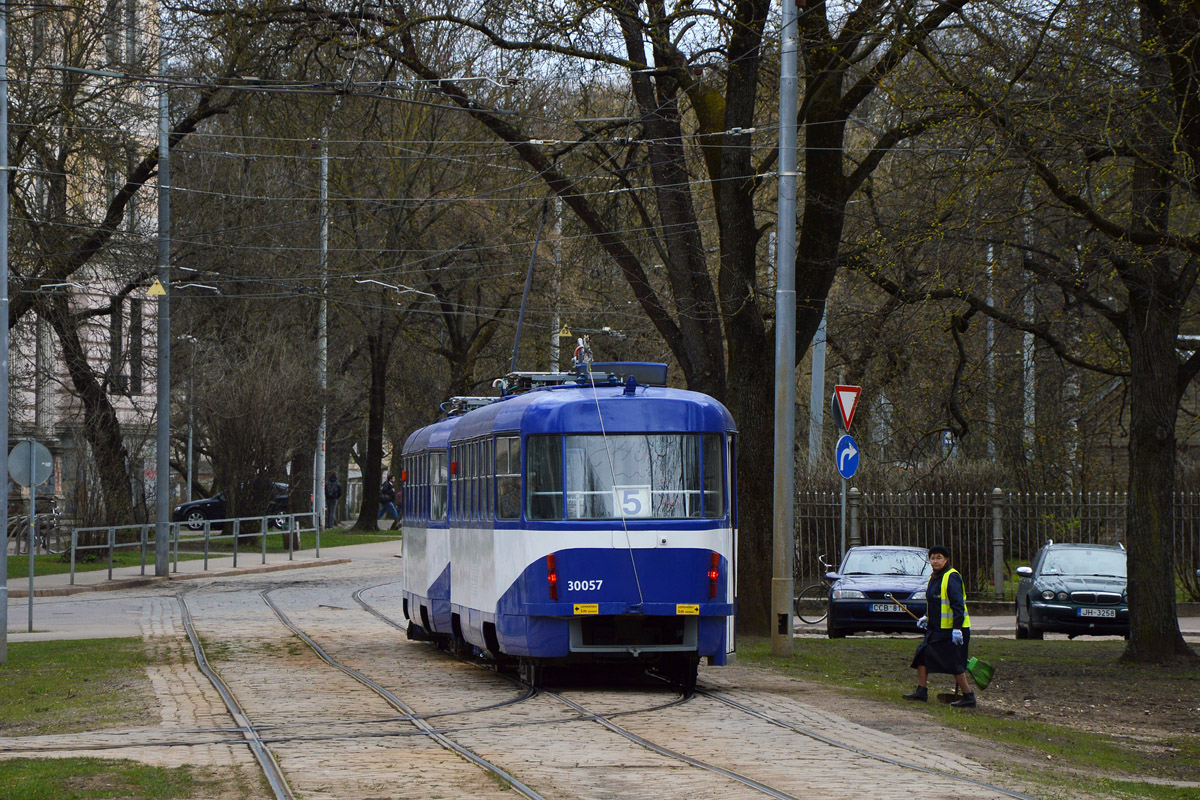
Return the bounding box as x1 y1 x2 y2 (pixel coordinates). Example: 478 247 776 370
526 434 724 520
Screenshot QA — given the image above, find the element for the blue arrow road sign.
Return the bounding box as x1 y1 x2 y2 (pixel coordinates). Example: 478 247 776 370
835 434 860 480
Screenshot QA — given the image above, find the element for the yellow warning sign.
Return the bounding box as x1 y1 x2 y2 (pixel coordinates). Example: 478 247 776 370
676 604 700 616
146 278 166 296
573 603 599 615
558 325 572 337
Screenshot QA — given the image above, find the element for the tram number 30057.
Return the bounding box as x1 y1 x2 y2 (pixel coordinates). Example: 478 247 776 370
566 580 604 592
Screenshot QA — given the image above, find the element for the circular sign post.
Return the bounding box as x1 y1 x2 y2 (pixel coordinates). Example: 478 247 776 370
8 440 53 633
834 434 860 480
834 434 860 561
9 440 52 487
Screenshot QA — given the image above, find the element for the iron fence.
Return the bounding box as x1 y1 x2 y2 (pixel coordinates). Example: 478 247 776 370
795 489 1200 601
66 513 321 584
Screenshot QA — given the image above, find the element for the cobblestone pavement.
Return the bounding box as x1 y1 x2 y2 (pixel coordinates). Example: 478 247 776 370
3 555 1033 799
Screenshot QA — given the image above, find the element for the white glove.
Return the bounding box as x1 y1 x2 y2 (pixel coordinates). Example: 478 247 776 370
916 615 928 630
951 628 963 645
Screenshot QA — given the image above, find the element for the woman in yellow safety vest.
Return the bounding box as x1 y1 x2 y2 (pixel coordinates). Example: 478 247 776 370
902 545 976 707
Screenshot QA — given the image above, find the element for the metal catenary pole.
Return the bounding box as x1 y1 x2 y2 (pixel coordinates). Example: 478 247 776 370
316 129 328 531
154 32 172 576
0 2 11 664
27 440 34 631
771 0 799 656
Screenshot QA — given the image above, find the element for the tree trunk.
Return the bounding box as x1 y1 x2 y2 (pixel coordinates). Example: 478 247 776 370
1122 335 1193 661
354 332 389 530
1119 8 1197 662
42 298 136 524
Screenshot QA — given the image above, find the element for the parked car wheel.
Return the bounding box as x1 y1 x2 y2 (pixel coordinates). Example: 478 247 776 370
269 514 288 530
184 509 209 531
826 614 848 638
1015 602 1029 639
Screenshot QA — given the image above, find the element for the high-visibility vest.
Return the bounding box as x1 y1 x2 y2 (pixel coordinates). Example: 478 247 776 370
938 568 971 629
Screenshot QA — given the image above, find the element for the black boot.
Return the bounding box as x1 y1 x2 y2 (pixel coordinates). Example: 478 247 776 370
902 685 928 702
950 692 977 708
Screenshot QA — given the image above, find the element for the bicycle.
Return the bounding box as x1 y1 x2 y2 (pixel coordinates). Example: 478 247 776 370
7 497 66 556
794 554 834 624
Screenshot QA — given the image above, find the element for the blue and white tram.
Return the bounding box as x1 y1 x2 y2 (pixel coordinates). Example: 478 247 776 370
399 363 737 687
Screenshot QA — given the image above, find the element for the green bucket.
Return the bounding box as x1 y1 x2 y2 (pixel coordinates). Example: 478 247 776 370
966 656 995 690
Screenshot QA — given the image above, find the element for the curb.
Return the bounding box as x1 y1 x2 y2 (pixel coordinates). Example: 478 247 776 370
7 558 354 598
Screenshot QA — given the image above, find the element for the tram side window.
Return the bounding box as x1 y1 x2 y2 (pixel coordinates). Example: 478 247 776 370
496 435 521 520
430 451 448 521
406 455 414 522
453 445 462 521
526 435 563 520
485 438 494 518
472 440 481 520
702 434 725 518
423 452 430 521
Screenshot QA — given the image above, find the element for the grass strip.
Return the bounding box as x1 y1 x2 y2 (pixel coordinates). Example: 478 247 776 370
6 530 400 579
0 758 220 800
0 638 156 736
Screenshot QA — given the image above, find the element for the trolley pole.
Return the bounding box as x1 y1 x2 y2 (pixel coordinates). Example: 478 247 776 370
771 0 799 656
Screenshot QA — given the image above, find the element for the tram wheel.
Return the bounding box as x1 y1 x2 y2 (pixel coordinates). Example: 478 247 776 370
518 658 543 688
664 654 699 693
452 634 473 660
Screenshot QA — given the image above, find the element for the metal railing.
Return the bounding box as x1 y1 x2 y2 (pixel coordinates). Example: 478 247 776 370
68 512 321 585
796 489 1200 602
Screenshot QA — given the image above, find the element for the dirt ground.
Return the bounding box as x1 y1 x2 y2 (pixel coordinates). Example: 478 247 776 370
739 647 1200 788
978 652 1200 747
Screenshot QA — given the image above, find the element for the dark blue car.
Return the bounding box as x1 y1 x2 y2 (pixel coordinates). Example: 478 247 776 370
1015 543 1128 639
826 546 931 638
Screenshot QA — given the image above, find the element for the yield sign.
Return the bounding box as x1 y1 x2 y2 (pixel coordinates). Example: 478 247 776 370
833 384 863 432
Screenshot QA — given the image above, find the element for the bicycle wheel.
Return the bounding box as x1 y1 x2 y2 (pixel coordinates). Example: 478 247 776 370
794 583 829 624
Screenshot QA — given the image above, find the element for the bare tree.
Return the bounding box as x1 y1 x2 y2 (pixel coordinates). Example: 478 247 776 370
185 0 971 633
860 0 1198 662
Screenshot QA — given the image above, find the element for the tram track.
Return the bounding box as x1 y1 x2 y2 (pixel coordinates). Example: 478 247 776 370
353 581 1042 800
351 585 813 800
259 587 550 800
176 593 295 800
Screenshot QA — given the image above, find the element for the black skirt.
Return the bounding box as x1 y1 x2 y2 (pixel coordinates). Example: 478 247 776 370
910 628 970 675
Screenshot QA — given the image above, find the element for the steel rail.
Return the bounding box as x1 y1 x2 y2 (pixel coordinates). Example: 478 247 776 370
354 581 1038 800
352 583 799 800
176 594 294 800
698 689 1042 800
546 688 803 800
352 585 691 725
260 588 549 800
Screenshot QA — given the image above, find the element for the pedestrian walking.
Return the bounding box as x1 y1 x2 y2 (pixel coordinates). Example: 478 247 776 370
324 472 342 529
379 473 399 529
902 544 977 707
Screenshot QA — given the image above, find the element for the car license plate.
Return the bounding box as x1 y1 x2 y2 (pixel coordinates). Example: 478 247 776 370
870 603 903 613
1078 608 1116 618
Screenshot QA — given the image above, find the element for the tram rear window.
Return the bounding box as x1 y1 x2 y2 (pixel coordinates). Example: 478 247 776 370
525 434 725 520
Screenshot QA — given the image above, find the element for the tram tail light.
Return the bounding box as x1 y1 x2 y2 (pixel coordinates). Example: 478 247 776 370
547 554 558 600
400 469 407 482
708 552 720 598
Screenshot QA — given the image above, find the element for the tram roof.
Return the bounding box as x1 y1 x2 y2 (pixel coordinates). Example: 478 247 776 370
450 383 735 440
